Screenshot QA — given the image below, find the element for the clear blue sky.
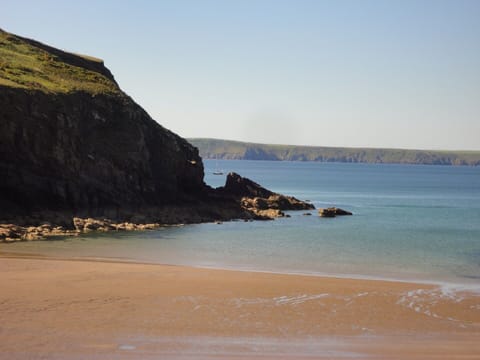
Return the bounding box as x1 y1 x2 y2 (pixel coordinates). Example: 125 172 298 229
2 0 480 150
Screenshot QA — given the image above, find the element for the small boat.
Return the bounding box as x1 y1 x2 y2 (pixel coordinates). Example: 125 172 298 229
213 157 224 175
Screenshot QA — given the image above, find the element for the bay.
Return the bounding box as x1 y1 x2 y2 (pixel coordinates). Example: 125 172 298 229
2 160 480 288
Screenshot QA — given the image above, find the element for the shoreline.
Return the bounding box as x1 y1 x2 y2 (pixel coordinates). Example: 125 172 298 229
1 256 479 359
1 250 479 293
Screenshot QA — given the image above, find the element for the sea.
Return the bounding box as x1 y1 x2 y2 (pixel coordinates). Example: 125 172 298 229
2 160 480 289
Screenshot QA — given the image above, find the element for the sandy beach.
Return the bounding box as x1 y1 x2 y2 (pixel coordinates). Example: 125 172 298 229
1 255 479 359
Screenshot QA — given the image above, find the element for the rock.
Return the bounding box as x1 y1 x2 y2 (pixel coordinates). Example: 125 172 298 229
140 223 160 230
257 209 285 218
222 172 274 198
318 208 336 218
332 208 353 216
23 232 45 241
124 224 136 231
73 217 85 231
318 207 353 218
218 173 314 219
0 223 73 242
253 197 269 210
0 225 21 239
0 225 22 239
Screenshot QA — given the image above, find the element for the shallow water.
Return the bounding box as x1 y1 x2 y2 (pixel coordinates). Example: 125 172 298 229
2 161 480 287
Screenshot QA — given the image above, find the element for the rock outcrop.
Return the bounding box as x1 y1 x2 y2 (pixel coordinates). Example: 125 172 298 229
219 173 314 219
0 223 79 242
318 207 353 218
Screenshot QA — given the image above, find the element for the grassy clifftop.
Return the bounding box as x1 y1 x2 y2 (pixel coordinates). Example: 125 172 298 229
189 138 480 166
0 29 119 94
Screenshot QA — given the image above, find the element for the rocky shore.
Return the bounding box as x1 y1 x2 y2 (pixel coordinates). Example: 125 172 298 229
0 219 161 243
0 172 314 242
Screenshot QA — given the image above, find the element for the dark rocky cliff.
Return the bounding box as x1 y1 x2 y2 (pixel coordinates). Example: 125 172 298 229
0 28 207 221
0 86 205 219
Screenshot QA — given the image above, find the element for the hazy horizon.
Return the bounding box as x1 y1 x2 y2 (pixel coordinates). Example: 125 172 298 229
2 0 479 150
188 136 480 152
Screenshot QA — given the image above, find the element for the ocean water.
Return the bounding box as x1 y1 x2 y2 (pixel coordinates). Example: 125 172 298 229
2 160 480 287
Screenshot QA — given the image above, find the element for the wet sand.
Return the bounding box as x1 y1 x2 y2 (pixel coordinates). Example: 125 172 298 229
1 256 479 359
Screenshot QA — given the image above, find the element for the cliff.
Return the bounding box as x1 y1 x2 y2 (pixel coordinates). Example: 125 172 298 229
0 29 312 241
0 29 204 221
189 138 480 166
0 87 206 216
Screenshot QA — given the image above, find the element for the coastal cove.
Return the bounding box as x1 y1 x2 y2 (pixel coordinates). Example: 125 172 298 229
2 160 480 288
2 3 480 358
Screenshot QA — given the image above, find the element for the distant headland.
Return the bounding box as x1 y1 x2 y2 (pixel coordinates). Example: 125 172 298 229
189 138 480 166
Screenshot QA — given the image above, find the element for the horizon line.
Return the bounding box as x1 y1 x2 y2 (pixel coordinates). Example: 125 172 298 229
187 137 480 153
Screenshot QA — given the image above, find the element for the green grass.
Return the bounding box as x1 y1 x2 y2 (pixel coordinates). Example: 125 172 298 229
0 29 119 94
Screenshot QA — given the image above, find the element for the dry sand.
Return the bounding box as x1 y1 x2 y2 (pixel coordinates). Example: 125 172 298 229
1 256 479 359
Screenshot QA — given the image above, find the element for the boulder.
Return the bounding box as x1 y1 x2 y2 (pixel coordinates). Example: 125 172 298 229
318 207 352 218
318 208 336 218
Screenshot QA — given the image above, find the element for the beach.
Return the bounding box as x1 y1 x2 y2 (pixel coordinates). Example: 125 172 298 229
1 255 479 359
2 4 480 359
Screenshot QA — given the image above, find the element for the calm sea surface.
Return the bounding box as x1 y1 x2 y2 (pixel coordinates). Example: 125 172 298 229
2 160 480 287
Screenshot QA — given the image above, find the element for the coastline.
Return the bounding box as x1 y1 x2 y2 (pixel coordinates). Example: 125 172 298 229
1 256 479 359
0 172 314 243
4 248 479 292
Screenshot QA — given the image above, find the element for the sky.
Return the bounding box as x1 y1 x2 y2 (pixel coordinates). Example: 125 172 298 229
2 0 480 150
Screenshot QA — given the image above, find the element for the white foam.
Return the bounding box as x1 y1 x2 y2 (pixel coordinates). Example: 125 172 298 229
396 285 480 325
232 293 330 308
273 293 330 305
189 263 480 296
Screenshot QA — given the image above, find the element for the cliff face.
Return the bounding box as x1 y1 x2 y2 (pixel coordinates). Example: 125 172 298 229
0 29 205 220
0 87 204 218
0 30 313 238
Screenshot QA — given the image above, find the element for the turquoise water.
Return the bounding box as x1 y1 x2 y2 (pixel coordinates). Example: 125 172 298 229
2 160 480 287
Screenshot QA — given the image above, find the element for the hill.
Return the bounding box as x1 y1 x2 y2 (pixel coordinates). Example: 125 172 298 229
189 138 480 166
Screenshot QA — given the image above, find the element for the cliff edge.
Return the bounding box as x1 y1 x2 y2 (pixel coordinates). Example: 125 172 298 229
0 29 312 241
